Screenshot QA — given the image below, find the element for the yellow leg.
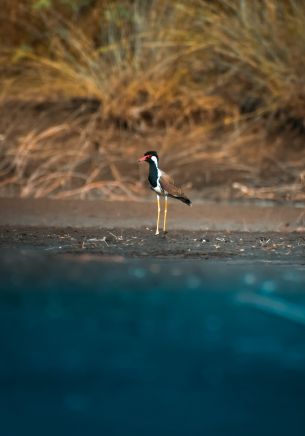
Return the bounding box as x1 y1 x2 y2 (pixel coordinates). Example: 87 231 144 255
163 196 168 233
155 195 160 235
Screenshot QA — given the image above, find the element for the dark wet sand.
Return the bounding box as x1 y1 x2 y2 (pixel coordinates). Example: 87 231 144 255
1 226 305 263
0 198 305 262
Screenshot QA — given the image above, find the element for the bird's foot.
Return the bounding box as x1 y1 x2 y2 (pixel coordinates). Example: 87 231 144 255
155 230 160 236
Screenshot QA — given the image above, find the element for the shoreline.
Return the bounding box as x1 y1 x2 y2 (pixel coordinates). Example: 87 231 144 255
0 197 304 232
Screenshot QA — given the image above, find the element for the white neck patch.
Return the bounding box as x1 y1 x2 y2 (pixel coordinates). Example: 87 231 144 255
151 155 159 167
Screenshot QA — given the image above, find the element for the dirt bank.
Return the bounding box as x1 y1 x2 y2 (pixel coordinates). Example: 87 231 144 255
1 198 304 262
1 226 304 263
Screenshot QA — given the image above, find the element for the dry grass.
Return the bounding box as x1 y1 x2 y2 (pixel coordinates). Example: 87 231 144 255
1 0 305 201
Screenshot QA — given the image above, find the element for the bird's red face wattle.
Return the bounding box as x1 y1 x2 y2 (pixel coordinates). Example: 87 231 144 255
138 154 151 162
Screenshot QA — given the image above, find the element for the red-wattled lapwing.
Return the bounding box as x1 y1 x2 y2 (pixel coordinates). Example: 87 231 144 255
138 151 191 235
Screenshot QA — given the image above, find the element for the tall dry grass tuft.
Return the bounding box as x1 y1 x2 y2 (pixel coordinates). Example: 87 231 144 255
1 0 305 200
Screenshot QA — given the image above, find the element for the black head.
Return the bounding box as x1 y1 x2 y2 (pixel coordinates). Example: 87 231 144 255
138 150 159 163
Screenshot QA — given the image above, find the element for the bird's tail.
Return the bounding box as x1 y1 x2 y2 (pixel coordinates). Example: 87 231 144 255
176 196 192 206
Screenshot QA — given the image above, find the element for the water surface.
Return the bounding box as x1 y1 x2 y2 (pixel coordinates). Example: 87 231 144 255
1 254 305 436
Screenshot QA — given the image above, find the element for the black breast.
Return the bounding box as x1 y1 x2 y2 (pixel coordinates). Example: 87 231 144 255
148 162 158 188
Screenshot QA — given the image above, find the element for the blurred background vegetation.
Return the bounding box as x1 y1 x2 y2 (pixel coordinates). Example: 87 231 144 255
1 0 305 201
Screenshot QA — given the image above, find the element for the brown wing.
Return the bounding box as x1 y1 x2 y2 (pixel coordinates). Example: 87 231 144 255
159 170 183 197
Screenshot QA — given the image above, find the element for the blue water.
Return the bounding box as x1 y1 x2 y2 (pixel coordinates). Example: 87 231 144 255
1 254 305 436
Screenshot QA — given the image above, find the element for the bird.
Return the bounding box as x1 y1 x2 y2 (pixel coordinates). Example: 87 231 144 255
138 151 191 235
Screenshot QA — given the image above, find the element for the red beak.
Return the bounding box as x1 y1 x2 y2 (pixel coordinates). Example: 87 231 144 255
138 155 148 162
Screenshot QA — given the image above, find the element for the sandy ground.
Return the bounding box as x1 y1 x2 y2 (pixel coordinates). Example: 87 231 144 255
1 197 305 231
0 198 305 262
1 226 305 263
